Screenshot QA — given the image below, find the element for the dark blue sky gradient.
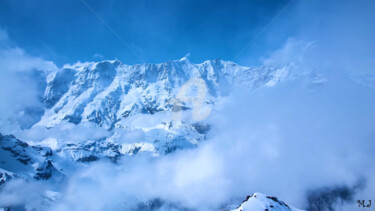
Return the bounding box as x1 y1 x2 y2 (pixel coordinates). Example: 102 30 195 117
0 0 293 66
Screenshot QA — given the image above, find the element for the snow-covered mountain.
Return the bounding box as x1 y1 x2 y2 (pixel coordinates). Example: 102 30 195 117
39 57 289 129
5 56 295 169
231 193 303 211
0 57 309 210
37 57 294 155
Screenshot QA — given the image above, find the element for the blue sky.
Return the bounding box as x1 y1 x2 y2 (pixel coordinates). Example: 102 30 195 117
1 0 374 67
0 0 294 66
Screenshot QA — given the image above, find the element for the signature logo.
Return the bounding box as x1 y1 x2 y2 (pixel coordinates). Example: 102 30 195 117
172 78 212 122
357 200 371 208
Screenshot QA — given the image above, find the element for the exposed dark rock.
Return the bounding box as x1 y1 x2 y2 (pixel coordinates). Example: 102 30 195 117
306 179 365 211
192 123 211 134
134 198 193 211
266 196 289 208
1 134 33 165
34 160 56 180
76 155 99 163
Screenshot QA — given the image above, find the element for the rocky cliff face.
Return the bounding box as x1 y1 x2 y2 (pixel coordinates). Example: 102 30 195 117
0 133 62 182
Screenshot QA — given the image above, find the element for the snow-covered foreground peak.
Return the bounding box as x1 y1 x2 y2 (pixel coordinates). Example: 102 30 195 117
231 193 304 211
38 58 290 129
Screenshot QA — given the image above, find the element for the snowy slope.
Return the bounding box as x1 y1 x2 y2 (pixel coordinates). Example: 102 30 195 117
231 193 304 211
0 133 63 181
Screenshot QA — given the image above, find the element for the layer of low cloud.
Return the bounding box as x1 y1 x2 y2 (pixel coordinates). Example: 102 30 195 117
14 121 111 147
37 74 373 210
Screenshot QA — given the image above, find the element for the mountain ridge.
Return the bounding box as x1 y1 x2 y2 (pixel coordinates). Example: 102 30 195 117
0 57 315 210
38 57 290 130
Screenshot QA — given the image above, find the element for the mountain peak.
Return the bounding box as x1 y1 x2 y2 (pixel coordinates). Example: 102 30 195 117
179 53 191 62
232 193 303 211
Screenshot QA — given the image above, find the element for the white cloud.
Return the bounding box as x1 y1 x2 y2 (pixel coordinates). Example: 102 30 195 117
93 53 104 60
0 47 57 73
261 38 314 68
0 27 58 133
1 1 375 208
15 121 111 145
44 74 375 210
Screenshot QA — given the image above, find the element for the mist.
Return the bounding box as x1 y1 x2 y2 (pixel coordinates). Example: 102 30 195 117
0 27 57 133
1 0 375 210
48 1 375 209
28 70 368 210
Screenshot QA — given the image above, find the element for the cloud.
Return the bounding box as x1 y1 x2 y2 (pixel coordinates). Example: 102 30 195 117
93 53 104 60
52 144 230 210
14 121 111 145
0 47 57 73
39 73 375 211
0 179 47 209
0 27 58 133
43 10 375 206
1 1 375 209
260 0 375 76
261 38 314 68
